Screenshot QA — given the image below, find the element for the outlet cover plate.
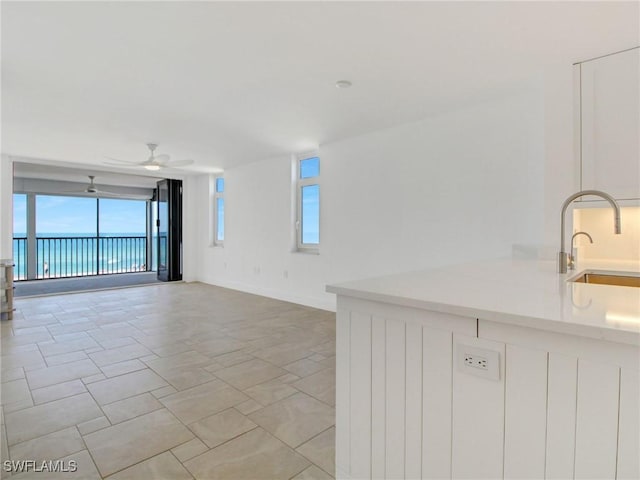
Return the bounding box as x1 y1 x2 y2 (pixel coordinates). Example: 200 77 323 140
456 343 501 381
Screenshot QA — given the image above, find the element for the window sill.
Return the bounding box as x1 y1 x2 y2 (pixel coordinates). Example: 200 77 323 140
293 248 319 255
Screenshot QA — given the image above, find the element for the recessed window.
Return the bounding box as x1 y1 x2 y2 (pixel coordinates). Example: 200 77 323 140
214 176 225 245
296 154 320 251
215 177 225 194
300 157 320 179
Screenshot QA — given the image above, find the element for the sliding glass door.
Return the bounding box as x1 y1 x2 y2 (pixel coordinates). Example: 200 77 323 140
156 180 169 281
156 179 182 282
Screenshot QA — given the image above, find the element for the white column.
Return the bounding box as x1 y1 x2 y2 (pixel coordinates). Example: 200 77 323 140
181 175 201 282
146 199 153 272
26 193 36 279
0 155 13 260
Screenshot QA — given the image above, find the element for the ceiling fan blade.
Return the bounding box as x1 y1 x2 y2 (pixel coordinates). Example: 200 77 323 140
167 159 194 167
103 156 139 165
92 189 124 197
103 147 192 170
57 177 150 200
94 189 151 200
60 189 87 195
103 162 142 168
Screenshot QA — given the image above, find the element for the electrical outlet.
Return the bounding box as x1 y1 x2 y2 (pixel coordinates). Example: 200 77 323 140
463 354 488 370
456 343 500 381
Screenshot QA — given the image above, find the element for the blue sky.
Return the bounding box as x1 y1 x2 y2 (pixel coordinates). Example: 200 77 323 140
301 185 319 244
13 195 147 235
300 157 320 244
13 195 26 235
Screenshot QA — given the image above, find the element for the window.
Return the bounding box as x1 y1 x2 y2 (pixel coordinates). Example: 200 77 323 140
214 176 225 245
296 154 320 251
36 195 97 236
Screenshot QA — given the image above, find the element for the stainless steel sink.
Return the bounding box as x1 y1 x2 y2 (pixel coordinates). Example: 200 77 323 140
570 270 640 288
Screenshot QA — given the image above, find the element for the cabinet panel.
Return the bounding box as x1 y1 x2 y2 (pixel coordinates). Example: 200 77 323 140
385 319 405 479
350 312 372 479
335 301 351 478
545 353 578 479
452 334 505 479
371 316 386 479
337 297 635 480
580 48 640 199
617 367 640 479
422 327 452 480
405 322 423 479
503 345 548 479
574 359 620 479
336 298 476 479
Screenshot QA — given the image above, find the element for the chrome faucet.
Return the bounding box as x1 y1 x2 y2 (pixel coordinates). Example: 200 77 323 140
568 231 593 270
558 190 621 274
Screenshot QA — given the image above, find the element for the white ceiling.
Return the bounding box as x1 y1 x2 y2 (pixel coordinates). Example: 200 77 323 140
2 1 638 173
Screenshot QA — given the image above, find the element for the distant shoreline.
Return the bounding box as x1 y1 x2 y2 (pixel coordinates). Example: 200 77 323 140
13 233 147 237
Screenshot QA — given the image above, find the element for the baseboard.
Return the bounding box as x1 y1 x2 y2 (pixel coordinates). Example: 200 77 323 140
198 276 337 312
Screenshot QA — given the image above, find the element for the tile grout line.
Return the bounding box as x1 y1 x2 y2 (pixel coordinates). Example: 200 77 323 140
7 283 336 479
168 450 196 480
293 424 336 478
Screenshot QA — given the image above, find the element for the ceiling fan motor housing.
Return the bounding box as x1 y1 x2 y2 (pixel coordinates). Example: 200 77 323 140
147 143 158 157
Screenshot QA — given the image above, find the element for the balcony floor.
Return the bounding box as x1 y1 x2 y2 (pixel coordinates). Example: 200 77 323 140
15 272 161 297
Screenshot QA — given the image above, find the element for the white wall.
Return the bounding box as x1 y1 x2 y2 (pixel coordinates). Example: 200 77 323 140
542 64 580 249
0 155 14 259
185 79 548 310
181 175 199 283
0 64 588 308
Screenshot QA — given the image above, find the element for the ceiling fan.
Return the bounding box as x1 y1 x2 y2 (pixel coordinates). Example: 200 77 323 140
64 176 150 200
104 143 194 171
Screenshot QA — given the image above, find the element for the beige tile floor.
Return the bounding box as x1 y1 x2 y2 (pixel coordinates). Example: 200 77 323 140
0 282 336 479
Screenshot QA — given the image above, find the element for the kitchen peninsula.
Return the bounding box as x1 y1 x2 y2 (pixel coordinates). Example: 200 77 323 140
327 258 640 479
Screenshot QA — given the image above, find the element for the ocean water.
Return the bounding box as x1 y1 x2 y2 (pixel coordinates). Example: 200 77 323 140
12 233 155 280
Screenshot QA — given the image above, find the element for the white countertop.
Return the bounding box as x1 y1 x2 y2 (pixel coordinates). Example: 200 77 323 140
326 258 640 346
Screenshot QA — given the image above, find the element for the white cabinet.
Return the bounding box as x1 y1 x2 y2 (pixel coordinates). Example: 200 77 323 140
502 344 548 479
574 360 620 479
451 335 505 479
545 353 578 479
335 296 476 479
577 47 640 200
335 296 640 479
480 320 640 480
618 368 640 479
